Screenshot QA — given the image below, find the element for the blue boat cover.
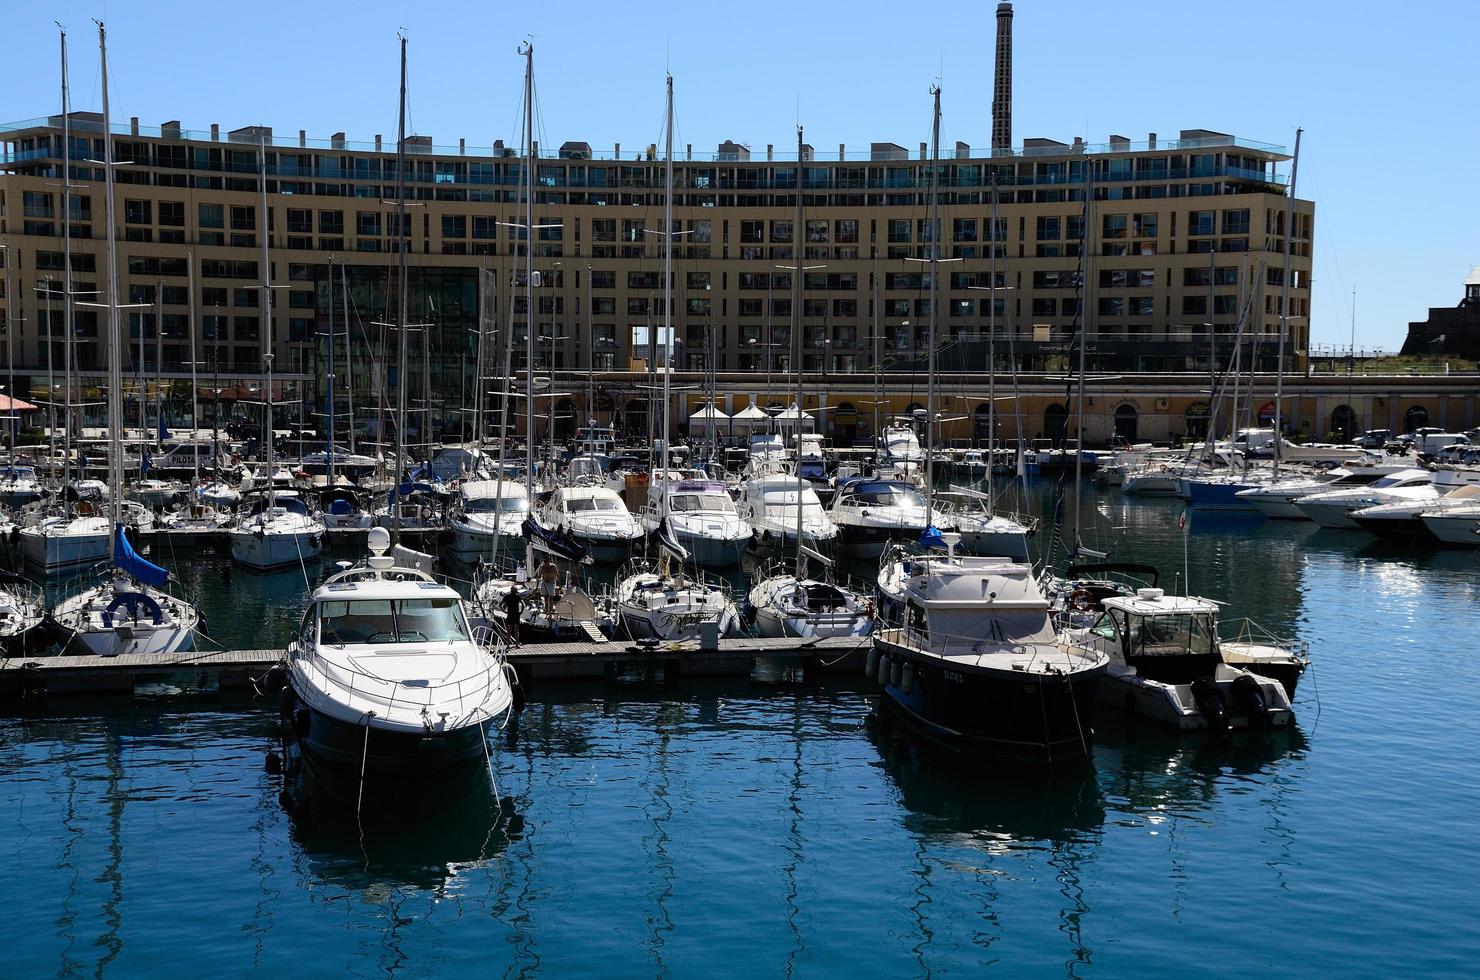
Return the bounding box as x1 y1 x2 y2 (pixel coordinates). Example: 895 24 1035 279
918 525 947 552
522 515 592 564
114 523 169 588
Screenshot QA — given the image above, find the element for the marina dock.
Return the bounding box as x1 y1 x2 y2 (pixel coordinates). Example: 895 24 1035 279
0 635 867 702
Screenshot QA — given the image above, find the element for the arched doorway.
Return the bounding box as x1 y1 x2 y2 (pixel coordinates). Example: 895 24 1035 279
1404 405 1429 433
973 402 994 446
1185 402 1210 440
1043 403 1068 445
1113 404 1138 443
1329 405 1358 441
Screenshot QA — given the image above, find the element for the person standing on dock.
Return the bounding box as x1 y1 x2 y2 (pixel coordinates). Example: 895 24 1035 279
537 558 560 615
502 584 523 647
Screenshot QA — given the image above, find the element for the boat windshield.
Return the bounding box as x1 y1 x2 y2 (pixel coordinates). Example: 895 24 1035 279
1126 613 1216 658
318 597 471 645
847 485 924 507
467 495 528 514
568 496 622 512
762 489 822 512
670 493 735 513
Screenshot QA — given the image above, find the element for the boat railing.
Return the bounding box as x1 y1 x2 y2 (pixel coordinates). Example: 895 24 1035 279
1218 617 1309 661
299 639 508 727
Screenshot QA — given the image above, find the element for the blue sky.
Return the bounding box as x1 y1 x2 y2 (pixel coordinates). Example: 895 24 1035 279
7 0 1475 352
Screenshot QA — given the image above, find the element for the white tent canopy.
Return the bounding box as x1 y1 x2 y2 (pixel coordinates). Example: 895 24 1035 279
689 403 730 421
771 402 816 432
731 397 773 431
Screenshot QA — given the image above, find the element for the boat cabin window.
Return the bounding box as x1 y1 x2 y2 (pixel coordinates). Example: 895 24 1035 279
318 597 471 645
1089 610 1122 642
849 484 924 507
1126 612 1215 658
907 600 928 640
467 495 528 514
567 495 621 512
670 492 734 513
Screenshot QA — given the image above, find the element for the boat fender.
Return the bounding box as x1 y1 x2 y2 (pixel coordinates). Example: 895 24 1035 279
264 751 282 775
890 661 903 689
876 653 891 685
1190 676 1232 732
261 664 286 696
865 648 880 678
503 662 526 713
901 663 915 694
293 708 311 739
1231 673 1271 726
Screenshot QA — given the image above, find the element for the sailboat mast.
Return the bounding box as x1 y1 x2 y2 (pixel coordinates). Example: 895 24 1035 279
325 254 336 486
1272 128 1301 478
257 133 276 511
99 21 123 550
662 74 674 467
521 43 535 504
393 35 409 520
1072 163 1092 555
924 86 940 530
342 262 354 455
987 175 999 514
60 28 75 481
793 124 805 576
188 250 199 485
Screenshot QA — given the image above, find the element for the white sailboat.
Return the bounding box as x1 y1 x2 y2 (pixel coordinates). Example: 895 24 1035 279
227 132 325 570
614 74 741 643
49 23 199 657
749 123 871 641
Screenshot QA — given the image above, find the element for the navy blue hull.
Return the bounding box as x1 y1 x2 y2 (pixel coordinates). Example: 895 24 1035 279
876 642 1102 763
285 689 492 774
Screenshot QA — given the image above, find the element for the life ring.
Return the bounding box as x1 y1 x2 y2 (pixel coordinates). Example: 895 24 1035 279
1068 588 1095 613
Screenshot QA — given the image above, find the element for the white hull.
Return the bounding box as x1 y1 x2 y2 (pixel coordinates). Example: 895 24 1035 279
19 520 112 572
229 527 324 570
447 521 520 564
1098 663 1292 730
1420 512 1480 545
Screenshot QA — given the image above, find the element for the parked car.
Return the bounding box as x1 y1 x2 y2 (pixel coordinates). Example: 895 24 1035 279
1353 429 1392 450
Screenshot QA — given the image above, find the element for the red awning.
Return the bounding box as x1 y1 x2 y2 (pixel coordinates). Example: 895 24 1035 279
0 394 37 411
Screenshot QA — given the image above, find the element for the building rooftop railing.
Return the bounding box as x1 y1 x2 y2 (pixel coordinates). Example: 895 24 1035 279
0 116 1287 163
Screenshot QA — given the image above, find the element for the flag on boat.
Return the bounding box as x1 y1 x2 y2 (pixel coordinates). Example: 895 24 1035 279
158 414 170 443
113 523 169 588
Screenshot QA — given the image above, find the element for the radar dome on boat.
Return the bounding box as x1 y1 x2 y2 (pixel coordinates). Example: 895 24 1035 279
1136 587 1165 600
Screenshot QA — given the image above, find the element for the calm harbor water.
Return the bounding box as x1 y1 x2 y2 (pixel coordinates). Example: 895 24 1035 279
3 482 1479 976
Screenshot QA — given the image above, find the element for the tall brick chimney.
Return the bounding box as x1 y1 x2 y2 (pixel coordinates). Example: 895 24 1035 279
991 3 1014 153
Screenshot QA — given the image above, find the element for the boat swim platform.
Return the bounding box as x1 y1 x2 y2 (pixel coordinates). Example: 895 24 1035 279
0 635 867 702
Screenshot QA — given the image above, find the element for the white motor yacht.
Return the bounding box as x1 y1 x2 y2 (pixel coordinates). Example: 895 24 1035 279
228 491 325 571
869 538 1108 760
829 478 929 559
1418 500 1480 546
1351 482 1480 539
447 479 528 564
279 527 515 772
737 474 837 550
533 484 643 564
1293 468 1439 528
1069 589 1294 731
1234 463 1407 518
641 475 751 568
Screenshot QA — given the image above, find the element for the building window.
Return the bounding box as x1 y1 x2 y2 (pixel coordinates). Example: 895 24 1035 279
1221 209 1250 235
124 199 152 224
1187 210 1215 236
356 212 380 237
1101 214 1127 239
1036 216 1060 241
473 215 497 240
230 205 255 231
319 210 344 235
442 215 467 239
286 209 312 234
1133 213 1157 238
158 201 185 227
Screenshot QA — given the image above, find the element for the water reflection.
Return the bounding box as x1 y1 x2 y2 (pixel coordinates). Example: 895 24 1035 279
867 706 1105 975
277 750 518 898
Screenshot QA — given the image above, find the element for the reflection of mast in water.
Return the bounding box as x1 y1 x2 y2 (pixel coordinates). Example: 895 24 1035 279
1048 837 1093 976
95 721 126 976
642 706 679 976
56 741 88 975
781 692 805 980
